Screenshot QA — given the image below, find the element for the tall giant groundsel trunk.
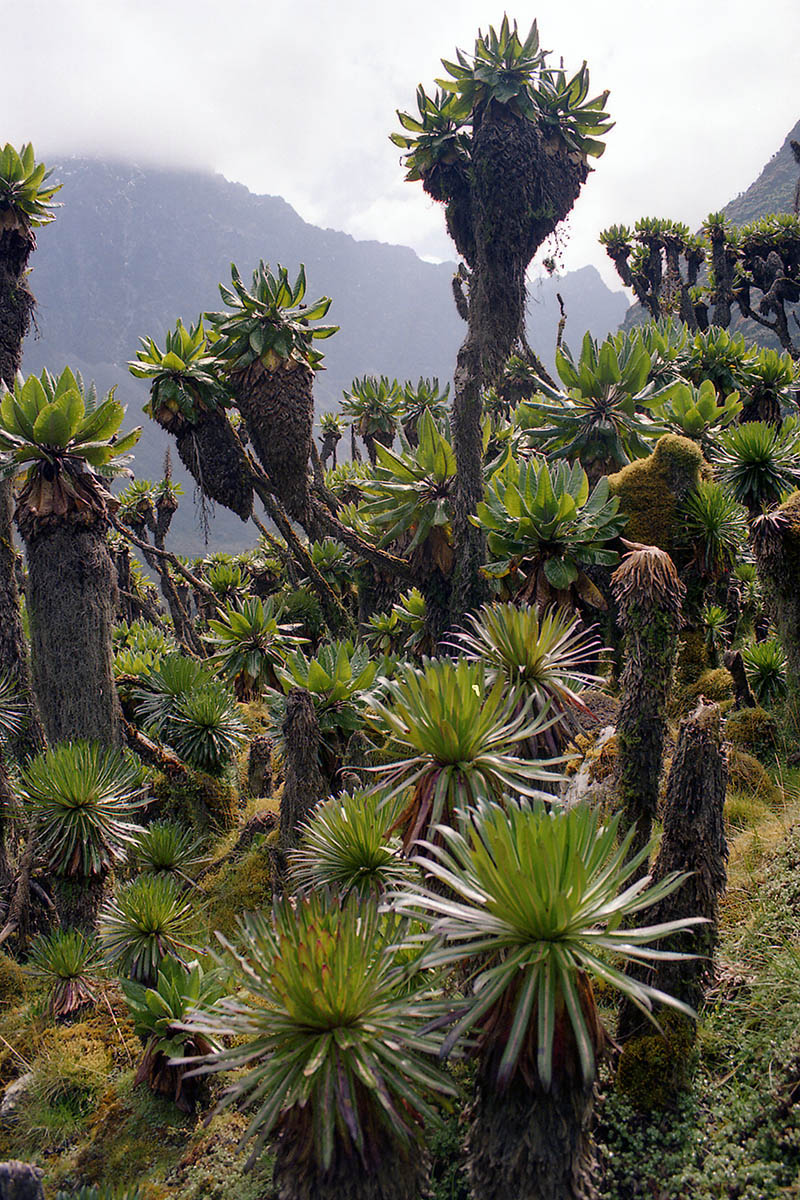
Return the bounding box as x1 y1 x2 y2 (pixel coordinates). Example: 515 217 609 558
612 543 685 858
467 1061 597 1200
24 518 122 746
618 699 727 1044
234 358 318 532
450 105 589 623
279 688 324 857
0 224 44 758
752 496 800 721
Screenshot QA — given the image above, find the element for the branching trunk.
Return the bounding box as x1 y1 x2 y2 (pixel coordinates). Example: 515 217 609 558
448 105 589 625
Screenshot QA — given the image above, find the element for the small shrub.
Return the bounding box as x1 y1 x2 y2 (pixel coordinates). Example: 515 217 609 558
615 1012 696 1112
726 707 778 761
727 747 781 806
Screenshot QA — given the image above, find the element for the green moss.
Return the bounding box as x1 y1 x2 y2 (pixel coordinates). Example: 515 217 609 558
727 747 781 806
691 667 734 702
616 1011 696 1112
201 836 274 937
725 790 771 830
0 951 26 1008
152 769 239 834
608 434 705 559
725 706 778 760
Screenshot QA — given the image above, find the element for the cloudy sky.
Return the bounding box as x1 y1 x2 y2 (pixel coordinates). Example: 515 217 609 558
7 0 800 287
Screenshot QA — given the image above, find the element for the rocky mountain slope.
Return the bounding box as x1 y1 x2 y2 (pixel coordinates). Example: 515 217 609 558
20 158 627 551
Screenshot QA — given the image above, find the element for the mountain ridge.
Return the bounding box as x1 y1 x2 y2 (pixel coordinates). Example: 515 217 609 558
21 157 627 552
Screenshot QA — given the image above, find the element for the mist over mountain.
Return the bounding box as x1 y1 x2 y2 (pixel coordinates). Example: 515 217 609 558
21 158 627 552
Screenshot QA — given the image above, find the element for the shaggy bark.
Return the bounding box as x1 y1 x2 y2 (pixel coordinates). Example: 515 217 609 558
0 228 45 759
448 105 589 624
279 688 325 856
723 648 757 709
52 872 107 935
752 500 800 721
272 1105 429 1200
467 1063 598 1200
247 734 273 798
612 545 685 859
174 406 253 520
234 358 317 529
618 700 727 1041
24 518 122 746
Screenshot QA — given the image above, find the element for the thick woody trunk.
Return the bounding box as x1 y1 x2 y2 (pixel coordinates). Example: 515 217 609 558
612 545 685 859
279 688 325 856
235 359 321 535
24 518 122 747
449 106 589 625
467 1066 597 1200
52 871 107 936
174 406 253 520
0 226 45 760
618 700 727 1042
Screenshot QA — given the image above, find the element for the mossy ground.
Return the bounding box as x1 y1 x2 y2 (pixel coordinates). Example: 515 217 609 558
4 722 800 1199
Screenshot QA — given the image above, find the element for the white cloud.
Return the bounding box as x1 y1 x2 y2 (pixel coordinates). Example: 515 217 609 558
6 0 800 286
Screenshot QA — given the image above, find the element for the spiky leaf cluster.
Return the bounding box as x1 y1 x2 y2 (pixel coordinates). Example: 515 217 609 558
205 596 306 697
181 894 456 1171
99 874 198 983
360 409 456 557
0 368 140 528
398 797 703 1088
449 602 604 719
133 654 247 774
21 742 148 878
128 318 228 427
26 928 102 1018
121 956 227 1061
206 262 337 374
368 658 564 850
475 456 625 600
521 330 666 469
0 143 61 235
289 790 416 899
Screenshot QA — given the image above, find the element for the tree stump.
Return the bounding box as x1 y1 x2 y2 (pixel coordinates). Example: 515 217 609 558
0 1161 45 1200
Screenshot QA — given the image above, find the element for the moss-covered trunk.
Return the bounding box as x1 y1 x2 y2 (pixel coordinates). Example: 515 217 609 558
618 699 727 1043
612 545 685 858
174 406 253 520
24 518 122 747
752 496 800 723
449 105 588 625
